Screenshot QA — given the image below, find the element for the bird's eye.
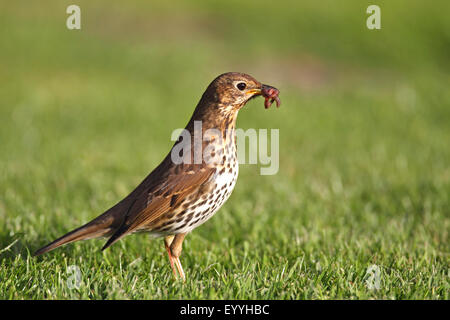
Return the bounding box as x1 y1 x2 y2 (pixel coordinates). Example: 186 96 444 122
236 82 247 91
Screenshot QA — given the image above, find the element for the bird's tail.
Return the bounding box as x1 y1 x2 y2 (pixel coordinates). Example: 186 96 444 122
33 177 145 256
33 212 118 256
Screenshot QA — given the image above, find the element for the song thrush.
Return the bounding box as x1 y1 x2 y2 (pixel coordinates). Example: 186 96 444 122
34 72 281 281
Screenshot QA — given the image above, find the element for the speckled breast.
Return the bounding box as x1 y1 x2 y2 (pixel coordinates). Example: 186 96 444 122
150 132 239 237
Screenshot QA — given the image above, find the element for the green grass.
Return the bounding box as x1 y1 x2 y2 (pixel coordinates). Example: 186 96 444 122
0 0 449 299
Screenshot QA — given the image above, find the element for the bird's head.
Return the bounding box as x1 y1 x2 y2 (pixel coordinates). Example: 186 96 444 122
199 72 281 114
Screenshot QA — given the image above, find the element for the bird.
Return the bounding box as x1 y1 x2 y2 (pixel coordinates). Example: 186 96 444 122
34 72 281 281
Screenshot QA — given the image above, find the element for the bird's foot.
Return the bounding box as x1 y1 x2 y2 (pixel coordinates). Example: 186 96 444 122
164 235 186 282
174 256 186 282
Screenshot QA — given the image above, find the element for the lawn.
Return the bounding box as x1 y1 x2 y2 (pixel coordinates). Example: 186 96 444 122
0 0 448 299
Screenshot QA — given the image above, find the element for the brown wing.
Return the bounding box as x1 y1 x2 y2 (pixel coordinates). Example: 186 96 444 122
101 162 215 250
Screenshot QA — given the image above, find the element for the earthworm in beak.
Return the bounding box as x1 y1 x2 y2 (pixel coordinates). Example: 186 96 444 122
261 84 281 109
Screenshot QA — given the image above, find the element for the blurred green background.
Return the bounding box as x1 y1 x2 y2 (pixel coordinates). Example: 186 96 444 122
0 0 448 299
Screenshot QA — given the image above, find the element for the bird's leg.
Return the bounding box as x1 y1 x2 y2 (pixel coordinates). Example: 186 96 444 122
164 235 177 278
170 233 186 282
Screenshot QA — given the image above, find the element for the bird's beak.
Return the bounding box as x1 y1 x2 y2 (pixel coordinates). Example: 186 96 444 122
246 84 281 108
246 84 279 96
246 88 262 96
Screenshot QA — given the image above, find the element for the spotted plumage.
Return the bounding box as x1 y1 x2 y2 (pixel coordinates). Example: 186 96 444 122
34 72 280 281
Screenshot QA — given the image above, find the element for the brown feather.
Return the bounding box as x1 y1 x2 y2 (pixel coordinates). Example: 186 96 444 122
101 165 215 250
